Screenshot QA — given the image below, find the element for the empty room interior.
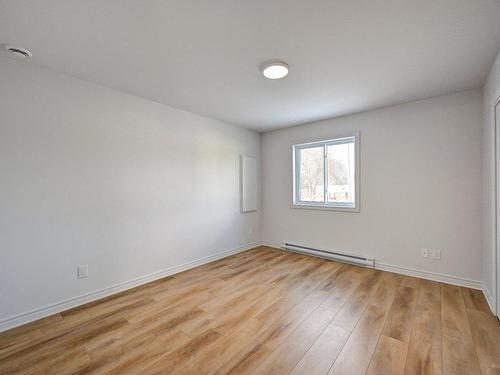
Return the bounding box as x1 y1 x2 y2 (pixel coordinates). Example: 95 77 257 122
2 1 500 374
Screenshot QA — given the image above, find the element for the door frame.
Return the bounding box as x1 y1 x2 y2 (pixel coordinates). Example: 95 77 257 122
494 95 500 317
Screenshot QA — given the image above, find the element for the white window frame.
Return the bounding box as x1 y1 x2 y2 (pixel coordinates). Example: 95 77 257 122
292 133 360 212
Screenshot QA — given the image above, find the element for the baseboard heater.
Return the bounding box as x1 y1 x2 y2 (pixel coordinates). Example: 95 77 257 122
282 242 375 268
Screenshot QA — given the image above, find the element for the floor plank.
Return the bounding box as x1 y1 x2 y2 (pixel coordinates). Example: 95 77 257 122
252 307 335 375
461 287 492 314
382 283 419 343
141 329 223 374
290 323 349 375
366 335 408 375
466 309 500 374
368 272 402 311
331 268 384 330
405 280 442 375
441 284 482 375
329 304 388 375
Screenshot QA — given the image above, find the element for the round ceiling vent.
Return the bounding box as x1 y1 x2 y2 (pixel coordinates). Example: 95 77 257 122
5 45 32 58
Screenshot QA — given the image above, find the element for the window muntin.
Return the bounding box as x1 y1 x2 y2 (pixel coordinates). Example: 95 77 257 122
293 136 358 210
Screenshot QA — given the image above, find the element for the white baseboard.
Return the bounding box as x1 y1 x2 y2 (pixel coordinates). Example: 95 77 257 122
261 240 283 249
0 241 260 333
375 262 483 290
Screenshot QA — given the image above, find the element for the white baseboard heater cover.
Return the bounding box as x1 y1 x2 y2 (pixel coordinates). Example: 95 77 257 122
282 242 375 268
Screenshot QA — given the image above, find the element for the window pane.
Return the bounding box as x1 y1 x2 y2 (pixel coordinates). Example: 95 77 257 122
299 146 324 202
326 142 355 204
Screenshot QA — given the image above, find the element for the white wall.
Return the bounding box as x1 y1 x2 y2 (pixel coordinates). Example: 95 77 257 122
0 58 260 328
482 50 500 314
262 90 483 284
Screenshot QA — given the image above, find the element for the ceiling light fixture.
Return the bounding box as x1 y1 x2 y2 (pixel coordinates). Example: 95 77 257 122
260 60 289 79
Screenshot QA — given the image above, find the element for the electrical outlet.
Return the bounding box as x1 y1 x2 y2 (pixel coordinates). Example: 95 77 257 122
421 248 429 258
431 249 441 260
77 265 88 279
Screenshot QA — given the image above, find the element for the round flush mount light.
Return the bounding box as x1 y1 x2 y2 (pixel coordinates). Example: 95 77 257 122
260 60 289 79
5 45 32 58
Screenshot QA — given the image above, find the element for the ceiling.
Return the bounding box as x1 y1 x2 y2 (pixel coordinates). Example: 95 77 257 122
1 1 500 132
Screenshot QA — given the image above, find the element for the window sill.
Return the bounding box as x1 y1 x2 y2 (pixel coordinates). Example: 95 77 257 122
291 203 360 213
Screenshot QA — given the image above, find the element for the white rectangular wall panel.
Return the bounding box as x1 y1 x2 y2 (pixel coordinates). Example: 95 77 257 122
240 155 258 212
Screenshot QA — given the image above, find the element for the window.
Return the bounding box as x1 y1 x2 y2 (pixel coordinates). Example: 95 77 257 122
293 135 359 211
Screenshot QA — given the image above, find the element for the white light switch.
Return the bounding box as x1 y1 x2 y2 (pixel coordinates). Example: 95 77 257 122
421 248 429 258
77 265 88 279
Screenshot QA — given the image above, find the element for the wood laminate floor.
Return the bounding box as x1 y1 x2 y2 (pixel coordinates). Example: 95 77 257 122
1 246 499 374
